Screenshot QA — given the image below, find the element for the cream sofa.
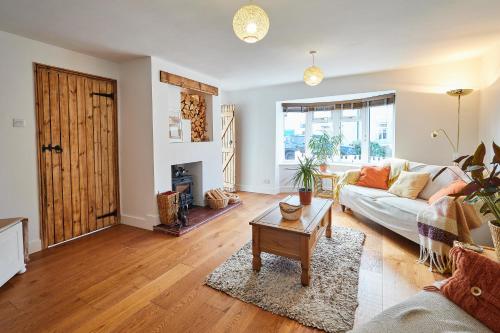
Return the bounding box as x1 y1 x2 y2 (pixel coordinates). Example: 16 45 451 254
339 162 493 246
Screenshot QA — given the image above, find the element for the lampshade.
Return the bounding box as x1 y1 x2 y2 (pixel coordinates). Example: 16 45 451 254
446 89 473 97
303 51 324 86
232 4 270 43
304 66 324 86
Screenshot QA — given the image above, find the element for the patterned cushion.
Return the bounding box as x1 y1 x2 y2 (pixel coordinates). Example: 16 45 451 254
441 247 500 332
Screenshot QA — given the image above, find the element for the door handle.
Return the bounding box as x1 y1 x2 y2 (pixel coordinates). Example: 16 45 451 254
41 144 63 153
53 145 63 153
41 144 52 152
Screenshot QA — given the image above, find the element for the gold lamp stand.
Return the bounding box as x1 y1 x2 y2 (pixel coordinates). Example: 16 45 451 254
431 88 473 157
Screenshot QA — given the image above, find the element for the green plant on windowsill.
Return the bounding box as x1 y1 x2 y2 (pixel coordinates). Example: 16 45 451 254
434 142 500 258
308 133 342 172
289 156 320 205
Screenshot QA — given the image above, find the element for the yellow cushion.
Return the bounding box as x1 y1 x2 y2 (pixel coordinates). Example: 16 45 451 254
383 158 409 187
388 171 430 199
341 169 361 185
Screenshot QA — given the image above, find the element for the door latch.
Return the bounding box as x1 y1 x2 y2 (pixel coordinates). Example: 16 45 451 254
41 144 52 152
41 144 63 153
53 145 63 153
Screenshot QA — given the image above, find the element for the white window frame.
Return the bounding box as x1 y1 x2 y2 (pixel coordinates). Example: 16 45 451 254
281 100 395 165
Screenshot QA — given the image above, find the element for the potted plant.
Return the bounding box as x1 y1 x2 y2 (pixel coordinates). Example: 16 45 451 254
308 133 342 172
289 156 320 205
434 142 500 258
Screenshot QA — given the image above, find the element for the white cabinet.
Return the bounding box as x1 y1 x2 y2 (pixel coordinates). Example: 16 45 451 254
0 220 26 287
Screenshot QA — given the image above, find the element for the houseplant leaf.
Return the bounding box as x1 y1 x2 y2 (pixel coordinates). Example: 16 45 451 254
453 155 469 164
470 142 486 179
472 142 486 165
460 155 474 171
493 142 500 164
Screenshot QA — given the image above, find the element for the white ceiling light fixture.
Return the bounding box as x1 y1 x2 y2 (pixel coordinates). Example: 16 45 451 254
232 4 270 43
303 51 324 86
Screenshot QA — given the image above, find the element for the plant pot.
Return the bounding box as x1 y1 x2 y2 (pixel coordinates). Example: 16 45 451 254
489 220 500 260
319 163 327 172
298 189 312 205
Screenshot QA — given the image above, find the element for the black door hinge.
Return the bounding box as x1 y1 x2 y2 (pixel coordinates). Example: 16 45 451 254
90 92 114 100
96 210 118 220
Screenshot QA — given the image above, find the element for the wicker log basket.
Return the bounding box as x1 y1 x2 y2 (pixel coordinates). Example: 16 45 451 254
205 189 241 209
225 192 241 204
489 221 500 260
279 202 303 221
157 191 179 225
207 197 229 210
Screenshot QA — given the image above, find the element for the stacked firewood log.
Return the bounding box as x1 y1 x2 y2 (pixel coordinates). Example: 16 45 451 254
180 92 208 142
205 189 241 204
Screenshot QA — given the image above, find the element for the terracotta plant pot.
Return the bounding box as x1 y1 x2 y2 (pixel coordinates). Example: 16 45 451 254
489 220 500 260
299 189 312 205
319 163 327 172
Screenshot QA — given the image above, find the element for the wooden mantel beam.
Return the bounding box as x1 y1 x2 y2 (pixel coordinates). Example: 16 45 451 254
160 71 219 96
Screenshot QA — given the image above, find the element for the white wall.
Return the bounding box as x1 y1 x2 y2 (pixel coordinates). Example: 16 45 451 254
118 57 158 230
150 57 223 211
222 58 482 194
479 44 500 162
0 31 120 253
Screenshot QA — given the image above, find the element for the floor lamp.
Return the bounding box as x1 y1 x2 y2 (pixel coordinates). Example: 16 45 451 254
431 88 473 158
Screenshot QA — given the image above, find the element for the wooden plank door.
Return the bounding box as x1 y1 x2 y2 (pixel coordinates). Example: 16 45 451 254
221 105 236 192
34 64 119 248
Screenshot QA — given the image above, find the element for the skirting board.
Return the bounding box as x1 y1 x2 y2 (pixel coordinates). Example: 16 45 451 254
121 214 157 231
29 239 42 254
279 186 296 193
236 184 278 195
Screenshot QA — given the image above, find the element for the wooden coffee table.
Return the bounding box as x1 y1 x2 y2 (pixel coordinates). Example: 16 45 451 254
250 195 333 286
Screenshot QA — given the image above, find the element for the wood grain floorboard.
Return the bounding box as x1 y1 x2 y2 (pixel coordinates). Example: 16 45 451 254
0 192 440 332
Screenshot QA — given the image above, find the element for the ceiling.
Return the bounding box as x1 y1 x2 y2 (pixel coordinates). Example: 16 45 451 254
0 0 499 90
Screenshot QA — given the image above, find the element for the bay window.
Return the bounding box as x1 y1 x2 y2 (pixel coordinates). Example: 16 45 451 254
282 93 395 164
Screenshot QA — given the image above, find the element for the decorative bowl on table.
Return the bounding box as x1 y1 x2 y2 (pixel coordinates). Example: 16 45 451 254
279 202 303 221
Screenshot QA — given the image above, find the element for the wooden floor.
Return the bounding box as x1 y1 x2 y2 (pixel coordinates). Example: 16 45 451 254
0 192 443 332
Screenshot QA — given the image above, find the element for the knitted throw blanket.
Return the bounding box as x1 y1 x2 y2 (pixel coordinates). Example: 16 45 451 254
416 196 483 273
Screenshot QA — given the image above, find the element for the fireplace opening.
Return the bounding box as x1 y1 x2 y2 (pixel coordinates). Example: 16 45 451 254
171 161 203 207
155 160 242 236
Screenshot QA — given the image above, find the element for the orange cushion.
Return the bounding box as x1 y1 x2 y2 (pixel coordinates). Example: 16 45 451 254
441 247 500 332
428 180 467 204
356 166 391 190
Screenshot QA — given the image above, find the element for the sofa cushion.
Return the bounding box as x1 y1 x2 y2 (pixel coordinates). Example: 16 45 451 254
388 171 430 199
441 247 500 332
410 163 466 200
356 166 391 190
341 184 395 199
339 169 361 185
339 185 421 243
428 180 467 204
377 196 429 216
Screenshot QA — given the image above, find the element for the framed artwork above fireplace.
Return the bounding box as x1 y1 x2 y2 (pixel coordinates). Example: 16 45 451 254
169 114 183 143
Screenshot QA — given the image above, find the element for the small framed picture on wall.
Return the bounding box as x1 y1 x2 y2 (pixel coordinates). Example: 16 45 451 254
169 115 183 143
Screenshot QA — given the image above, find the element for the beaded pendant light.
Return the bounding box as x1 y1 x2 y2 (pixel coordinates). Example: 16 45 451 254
233 4 270 43
304 51 324 86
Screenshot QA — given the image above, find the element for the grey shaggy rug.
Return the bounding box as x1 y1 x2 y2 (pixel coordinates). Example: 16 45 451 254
205 226 365 333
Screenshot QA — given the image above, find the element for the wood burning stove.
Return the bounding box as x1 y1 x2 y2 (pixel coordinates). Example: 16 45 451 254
172 166 194 208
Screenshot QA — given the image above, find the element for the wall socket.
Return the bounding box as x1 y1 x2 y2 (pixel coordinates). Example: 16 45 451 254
263 179 271 184
12 118 26 128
